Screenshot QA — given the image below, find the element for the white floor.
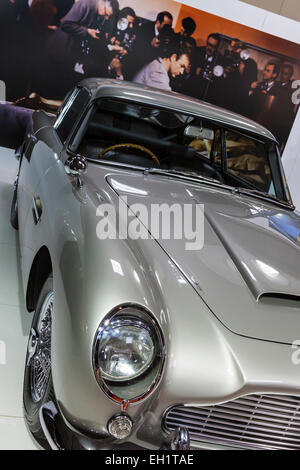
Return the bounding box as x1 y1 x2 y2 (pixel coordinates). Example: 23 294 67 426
0 147 38 449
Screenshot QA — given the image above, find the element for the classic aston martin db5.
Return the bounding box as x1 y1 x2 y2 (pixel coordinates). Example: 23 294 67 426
12 79 300 450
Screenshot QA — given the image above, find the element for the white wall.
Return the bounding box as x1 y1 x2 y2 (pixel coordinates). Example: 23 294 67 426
239 0 300 22
282 109 300 210
179 0 300 43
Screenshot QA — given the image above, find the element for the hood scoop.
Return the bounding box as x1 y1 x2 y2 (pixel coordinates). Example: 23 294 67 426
258 293 300 309
259 293 300 302
201 205 300 304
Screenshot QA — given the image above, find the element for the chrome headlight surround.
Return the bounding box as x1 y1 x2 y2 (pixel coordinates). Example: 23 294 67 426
93 304 166 405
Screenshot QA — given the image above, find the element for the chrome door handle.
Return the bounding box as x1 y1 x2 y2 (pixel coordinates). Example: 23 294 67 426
32 196 42 224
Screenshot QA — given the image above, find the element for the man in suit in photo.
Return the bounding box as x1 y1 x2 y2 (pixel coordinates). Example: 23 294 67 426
130 10 173 77
249 61 281 96
133 45 190 92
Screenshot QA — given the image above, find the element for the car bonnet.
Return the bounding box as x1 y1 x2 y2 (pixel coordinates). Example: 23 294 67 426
105 171 300 345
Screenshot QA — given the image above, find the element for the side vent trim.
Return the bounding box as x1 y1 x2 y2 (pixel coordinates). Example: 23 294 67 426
258 292 300 304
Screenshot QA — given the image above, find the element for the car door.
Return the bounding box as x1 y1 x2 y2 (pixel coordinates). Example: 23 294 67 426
18 87 91 256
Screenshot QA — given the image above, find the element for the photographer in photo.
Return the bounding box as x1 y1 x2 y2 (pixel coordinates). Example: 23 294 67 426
49 0 119 81
249 61 281 96
107 6 138 80
195 33 221 80
176 16 197 50
131 10 173 74
214 41 257 114
268 63 297 148
192 33 223 100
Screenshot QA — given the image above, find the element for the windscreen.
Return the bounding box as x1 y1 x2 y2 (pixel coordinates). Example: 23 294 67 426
75 99 289 204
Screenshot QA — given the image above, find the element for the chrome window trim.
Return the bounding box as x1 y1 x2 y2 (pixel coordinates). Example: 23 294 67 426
55 87 91 145
54 88 79 133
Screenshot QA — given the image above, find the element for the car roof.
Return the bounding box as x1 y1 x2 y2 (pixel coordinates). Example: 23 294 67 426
80 78 276 142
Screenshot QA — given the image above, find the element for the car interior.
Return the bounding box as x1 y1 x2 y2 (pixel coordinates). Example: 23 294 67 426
74 99 276 195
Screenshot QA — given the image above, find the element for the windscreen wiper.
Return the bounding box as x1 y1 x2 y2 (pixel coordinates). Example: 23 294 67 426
144 169 291 207
143 168 222 184
232 187 282 203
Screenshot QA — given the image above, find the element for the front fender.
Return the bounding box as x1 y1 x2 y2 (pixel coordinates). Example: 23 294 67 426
47 167 245 441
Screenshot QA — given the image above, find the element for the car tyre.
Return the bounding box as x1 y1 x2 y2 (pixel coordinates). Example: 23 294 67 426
23 274 55 439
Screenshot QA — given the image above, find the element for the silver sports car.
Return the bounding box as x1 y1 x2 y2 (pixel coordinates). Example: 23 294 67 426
12 79 300 450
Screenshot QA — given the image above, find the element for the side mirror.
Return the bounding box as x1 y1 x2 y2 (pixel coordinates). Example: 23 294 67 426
65 155 87 187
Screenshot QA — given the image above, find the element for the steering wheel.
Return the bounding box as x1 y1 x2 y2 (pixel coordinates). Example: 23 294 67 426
97 143 160 166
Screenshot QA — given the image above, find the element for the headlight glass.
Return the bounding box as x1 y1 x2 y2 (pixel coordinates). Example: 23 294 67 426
99 322 155 382
93 306 165 403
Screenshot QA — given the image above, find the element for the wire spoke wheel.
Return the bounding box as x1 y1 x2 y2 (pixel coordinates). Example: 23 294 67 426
23 274 55 439
29 291 53 403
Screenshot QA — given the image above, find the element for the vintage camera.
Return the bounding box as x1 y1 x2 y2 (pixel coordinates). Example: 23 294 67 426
201 57 215 81
223 48 251 74
110 17 136 60
158 24 175 52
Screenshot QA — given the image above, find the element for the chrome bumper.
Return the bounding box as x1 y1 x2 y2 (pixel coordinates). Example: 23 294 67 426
39 402 64 450
160 427 190 450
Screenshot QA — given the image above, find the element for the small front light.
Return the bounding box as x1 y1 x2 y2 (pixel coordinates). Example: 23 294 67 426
108 414 133 440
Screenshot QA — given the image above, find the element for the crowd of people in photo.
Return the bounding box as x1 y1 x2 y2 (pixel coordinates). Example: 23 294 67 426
0 0 299 148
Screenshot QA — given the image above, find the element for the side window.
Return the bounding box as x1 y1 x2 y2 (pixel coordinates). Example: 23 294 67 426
54 88 90 143
225 130 272 192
